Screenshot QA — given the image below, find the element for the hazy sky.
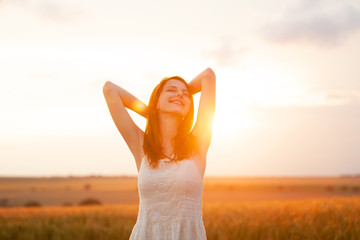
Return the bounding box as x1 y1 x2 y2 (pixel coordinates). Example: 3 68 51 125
1 0 360 177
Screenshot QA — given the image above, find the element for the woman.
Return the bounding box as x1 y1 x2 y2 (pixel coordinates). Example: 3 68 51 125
103 67 216 239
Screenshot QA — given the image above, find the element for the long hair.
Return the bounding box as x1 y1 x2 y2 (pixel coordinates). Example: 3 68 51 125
143 76 198 169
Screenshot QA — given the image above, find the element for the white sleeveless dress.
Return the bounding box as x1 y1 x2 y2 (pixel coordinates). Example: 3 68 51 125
129 155 207 240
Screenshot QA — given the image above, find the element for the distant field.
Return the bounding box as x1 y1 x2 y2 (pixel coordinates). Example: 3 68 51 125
1 197 359 240
1 176 359 207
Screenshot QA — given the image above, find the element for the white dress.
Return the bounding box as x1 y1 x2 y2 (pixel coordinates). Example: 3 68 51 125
129 155 207 240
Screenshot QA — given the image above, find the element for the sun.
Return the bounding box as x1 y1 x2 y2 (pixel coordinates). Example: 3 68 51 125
190 77 256 139
212 107 256 139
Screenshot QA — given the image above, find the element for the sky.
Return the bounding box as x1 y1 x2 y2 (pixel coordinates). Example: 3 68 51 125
1 0 360 177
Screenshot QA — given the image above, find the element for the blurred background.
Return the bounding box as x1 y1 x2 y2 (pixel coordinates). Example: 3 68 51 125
1 0 360 177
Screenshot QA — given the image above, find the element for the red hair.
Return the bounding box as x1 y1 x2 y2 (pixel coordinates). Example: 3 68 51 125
143 76 198 169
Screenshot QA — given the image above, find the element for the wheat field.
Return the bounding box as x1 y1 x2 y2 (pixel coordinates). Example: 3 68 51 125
1 197 359 240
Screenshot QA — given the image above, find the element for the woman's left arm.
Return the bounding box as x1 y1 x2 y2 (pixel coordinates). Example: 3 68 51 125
188 67 216 157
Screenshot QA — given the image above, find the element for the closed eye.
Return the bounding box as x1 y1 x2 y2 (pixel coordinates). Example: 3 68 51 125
166 86 189 96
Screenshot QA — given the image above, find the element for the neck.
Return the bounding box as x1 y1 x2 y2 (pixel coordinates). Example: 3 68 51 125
158 112 181 156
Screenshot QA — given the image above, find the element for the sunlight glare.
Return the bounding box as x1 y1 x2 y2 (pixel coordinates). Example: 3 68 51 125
212 107 256 139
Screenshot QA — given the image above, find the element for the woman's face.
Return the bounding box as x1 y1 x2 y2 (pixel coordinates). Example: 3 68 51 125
157 79 191 117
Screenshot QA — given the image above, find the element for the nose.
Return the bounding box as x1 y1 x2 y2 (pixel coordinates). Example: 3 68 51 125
176 91 183 98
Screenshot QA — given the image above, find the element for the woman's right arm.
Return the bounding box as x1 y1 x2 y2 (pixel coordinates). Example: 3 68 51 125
102 81 147 168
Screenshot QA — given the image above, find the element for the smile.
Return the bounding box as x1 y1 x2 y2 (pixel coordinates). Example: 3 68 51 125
170 100 184 106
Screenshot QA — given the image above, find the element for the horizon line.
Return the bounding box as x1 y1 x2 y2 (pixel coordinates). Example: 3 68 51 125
1 174 360 179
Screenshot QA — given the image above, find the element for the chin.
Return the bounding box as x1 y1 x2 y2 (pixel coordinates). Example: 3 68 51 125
168 110 187 119
160 105 189 117
166 106 188 115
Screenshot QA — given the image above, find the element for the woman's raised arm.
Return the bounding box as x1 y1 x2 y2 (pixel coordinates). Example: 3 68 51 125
103 81 147 169
188 68 216 157
103 81 148 118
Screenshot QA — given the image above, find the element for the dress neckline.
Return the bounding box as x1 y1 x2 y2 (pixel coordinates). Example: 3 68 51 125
141 155 204 180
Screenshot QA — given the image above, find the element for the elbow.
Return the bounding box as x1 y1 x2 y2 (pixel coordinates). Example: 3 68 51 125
103 81 112 89
206 67 216 80
103 81 114 95
205 68 216 84
103 80 113 90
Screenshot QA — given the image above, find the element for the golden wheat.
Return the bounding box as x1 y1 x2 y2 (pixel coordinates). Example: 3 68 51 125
0 197 359 240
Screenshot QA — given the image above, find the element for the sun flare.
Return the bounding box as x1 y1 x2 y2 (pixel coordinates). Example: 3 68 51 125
212 107 256 138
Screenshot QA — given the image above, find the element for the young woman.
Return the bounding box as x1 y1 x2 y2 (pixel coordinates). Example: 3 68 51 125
103 67 216 239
